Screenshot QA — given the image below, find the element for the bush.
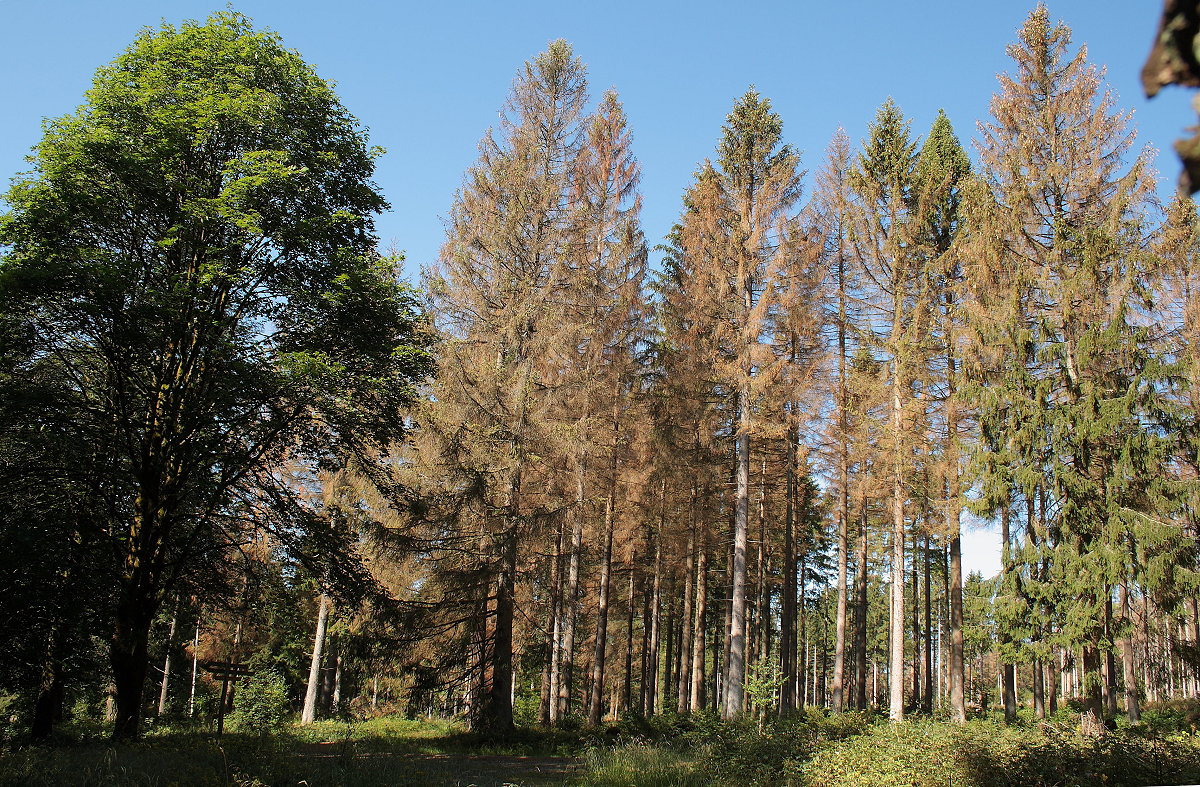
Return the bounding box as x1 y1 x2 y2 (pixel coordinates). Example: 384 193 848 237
226 669 291 734
800 719 1200 787
1140 698 1200 735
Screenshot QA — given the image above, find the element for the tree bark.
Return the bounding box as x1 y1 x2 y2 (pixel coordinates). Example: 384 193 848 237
157 603 178 717
677 499 696 713
478 517 518 734
911 531 922 713
1119 582 1140 722
587 481 617 725
725 399 750 718
546 522 564 724
111 592 157 740
781 428 798 714
301 593 331 725
621 553 635 713
854 504 869 711
889 434 906 722
922 535 933 714
690 526 708 711
558 471 585 720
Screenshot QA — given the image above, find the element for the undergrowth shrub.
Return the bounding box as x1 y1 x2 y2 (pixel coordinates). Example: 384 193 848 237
227 668 290 734
800 719 1200 787
1139 698 1200 735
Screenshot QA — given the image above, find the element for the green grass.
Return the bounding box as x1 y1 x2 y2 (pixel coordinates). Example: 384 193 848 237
0 718 584 787
9 704 1200 787
569 743 704 787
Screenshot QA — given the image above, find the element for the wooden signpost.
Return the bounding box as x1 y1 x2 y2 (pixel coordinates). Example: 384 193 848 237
201 660 253 736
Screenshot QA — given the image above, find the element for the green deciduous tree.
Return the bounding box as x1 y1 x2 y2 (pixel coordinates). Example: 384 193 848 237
0 11 432 739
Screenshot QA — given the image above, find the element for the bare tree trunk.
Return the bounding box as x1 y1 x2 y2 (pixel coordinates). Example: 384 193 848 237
854 504 869 711
922 535 933 714
677 500 696 713
889 433 906 722
661 581 675 711
1104 596 1120 718
1046 654 1058 714
331 646 343 714
301 593 331 725
725 395 750 718
189 623 199 719
911 531 922 713
799 551 808 709
690 527 708 711
948 512 965 723
1082 643 1105 733
622 554 635 713
479 514 518 734
558 470 586 720
946 344 966 724
1000 508 1016 724
832 249 850 714
781 428 798 714
157 604 178 718
644 525 662 715
1030 658 1043 717
546 522 564 724
588 481 617 725
1120 582 1140 722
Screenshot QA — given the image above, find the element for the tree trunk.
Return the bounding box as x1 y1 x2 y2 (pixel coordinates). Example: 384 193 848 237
558 471 586 720
922 535 933 714
644 527 662 715
31 639 66 741
889 448 906 722
1081 643 1105 733
1033 659 1045 718
547 521 564 724
331 645 343 714
948 511 965 723
1119 582 1140 723
479 517 518 735
725 399 750 718
1046 655 1058 714
1001 507 1016 724
111 593 156 740
676 499 696 715
910 531 921 713
301 593 331 725
622 554 635 713
946 337 966 724
854 504 869 711
588 481 617 725
690 528 708 711
157 603 178 717
1103 596 1119 718
832 247 850 714
781 430 798 714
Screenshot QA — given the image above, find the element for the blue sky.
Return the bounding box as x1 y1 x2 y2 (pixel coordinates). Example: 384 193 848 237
0 0 1189 575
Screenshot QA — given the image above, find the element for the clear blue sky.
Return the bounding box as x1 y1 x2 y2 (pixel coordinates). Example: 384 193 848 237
0 0 1189 575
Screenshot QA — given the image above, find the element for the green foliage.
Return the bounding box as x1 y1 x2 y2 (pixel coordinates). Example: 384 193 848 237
744 660 784 717
227 669 291 734
1138 698 1200 736
0 8 433 738
574 743 704 787
801 720 1200 787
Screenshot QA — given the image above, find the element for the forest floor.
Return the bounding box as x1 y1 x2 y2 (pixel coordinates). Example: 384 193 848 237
4 703 1200 786
0 717 590 786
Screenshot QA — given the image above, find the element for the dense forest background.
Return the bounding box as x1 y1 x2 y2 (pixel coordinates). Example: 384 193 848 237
2 3 1199 751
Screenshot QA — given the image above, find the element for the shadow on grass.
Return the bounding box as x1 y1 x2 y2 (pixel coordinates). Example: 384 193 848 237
0 719 585 787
